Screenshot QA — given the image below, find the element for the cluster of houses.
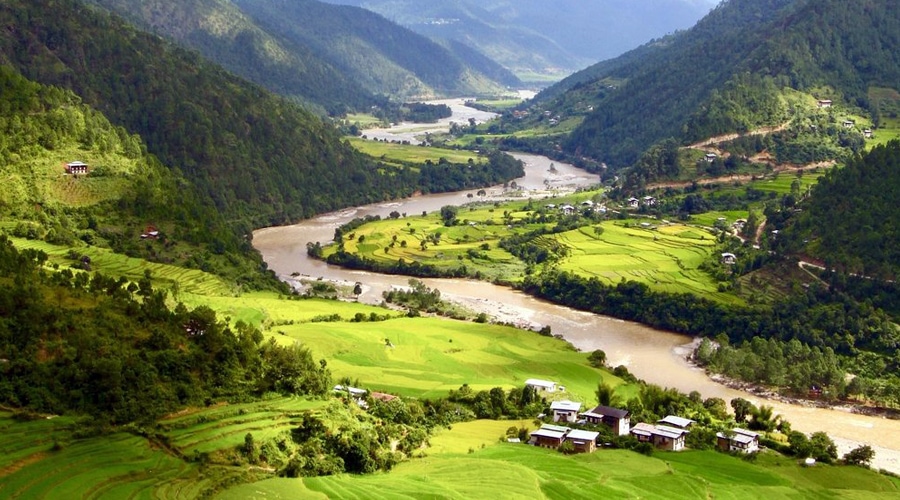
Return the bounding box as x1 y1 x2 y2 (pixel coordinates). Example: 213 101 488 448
626 196 656 209
525 380 760 455
544 200 607 216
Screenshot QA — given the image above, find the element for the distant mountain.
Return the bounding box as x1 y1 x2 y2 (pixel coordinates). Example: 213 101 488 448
545 0 900 167
86 0 377 115
0 0 420 230
321 0 716 77
232 0 518 98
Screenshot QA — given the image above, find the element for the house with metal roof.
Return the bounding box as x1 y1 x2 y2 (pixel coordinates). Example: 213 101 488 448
580 405 631 435
631 422 690 451
550 400 582 423
657 415 695 430
525 378 558 393
565 429 600 453
716 428 760 453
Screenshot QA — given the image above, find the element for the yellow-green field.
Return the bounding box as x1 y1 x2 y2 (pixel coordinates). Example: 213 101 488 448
555 222 734 301
347 138 487 167
221 422 900 500
278 316 631 401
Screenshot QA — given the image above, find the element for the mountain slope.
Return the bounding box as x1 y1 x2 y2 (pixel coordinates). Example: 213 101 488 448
0 0 419 229
232 0 515 98
322 0 715 76
86 0 377 114
552 0 900 167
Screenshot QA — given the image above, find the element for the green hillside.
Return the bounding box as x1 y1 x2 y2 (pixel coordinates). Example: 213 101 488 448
233 0 516 98
542 0 900 168
0 0 424 229
86 0 378 115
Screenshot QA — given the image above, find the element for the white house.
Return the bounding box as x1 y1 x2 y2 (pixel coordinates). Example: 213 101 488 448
817 99 833 108
627 197 640 208
65 161 89 175
631 423 689 451
550 400 582 423
716 428 760 453
525 378 558 393
721 252 737 265
657 415 695 429
705 153 718 163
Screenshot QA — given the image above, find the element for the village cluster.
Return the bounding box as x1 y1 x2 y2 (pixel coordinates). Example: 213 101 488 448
523 379 760 455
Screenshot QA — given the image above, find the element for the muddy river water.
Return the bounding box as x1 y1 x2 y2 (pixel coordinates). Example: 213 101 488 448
253 99 900 472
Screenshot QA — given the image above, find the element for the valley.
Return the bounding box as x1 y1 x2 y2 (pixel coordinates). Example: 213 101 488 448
2 0 900 498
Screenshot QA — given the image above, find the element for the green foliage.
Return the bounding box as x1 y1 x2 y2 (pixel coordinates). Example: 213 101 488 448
553 0 900 167
843 445 876 467
0 236 329 424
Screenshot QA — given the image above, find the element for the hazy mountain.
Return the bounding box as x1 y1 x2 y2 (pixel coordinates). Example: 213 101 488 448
549 0 900 166
321 0 716 76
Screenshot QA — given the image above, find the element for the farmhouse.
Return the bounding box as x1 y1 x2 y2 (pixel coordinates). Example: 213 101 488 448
627 197 640 208
580 405 631 435
864 128 873 138
529 424 569 449
631 423 689 451
842 120 856 129
525 378 558 393
565 429 600 453
705 153 718 163
716 428 760 453
657 415 695 429
141 225 160 240
528 425 599 453
65 161 89 175
721 252 737 265
817 99 833 108
642 196 656 207
550 400 582 423
560 204 576 215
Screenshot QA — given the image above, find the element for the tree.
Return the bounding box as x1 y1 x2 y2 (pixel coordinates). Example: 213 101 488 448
595 381 621 408
440 205 458 226
731 398 755 423
587 349 607 368
352 282 363 299
843 445 875 466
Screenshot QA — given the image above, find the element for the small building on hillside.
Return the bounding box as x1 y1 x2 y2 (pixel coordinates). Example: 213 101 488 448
864 128 873 138
658 415 695 430
580 405 631 435
842 120 856 129
529 424 569 449
631 423 689 451
627 197 640 208
525 378 558 393
705 153 718 163
550 400 582 423
642 196 656 207
565 429 600 453
721 252 737 265
716 428 760 453
65 161 89 175
528 425 599 454
817 99 833 108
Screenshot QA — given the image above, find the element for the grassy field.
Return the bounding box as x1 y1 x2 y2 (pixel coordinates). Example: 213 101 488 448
277 315 634 401
347 138 487 167
325 194 734 300
9 237 234 296
554 222 736 302
221 422 900 500
158 397 326 455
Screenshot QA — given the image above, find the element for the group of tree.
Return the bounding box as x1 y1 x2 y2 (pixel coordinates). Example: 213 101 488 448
0 236 330 424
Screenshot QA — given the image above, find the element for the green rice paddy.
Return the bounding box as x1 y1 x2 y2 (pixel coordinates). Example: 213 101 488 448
277 315 631 401
221 424 900 500
347 138 487 166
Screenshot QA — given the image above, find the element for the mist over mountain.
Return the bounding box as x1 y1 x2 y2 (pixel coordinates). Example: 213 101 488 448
321 0 716 76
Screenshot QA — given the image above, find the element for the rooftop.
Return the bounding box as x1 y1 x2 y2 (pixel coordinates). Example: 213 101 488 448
551 400 582 412
658 415 695 428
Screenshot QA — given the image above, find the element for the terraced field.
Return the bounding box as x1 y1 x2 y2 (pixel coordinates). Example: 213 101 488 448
159 398 325 455
9 237 232 296
347 138 487 167
279 315 631 401
553 222 735 301
221 421 900 499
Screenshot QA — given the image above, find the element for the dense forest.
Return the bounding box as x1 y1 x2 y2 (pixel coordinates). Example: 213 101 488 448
778 141 900 280
86 0 380 115
543 0 900 168
0 236 330 424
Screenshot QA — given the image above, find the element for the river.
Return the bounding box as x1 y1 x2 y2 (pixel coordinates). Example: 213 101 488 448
253 100 900 473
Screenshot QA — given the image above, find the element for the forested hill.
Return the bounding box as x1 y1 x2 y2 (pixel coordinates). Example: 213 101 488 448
784 141 900 281
85 0 377 115
551 0 900 168
232 0 517 98
0 0 420 228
